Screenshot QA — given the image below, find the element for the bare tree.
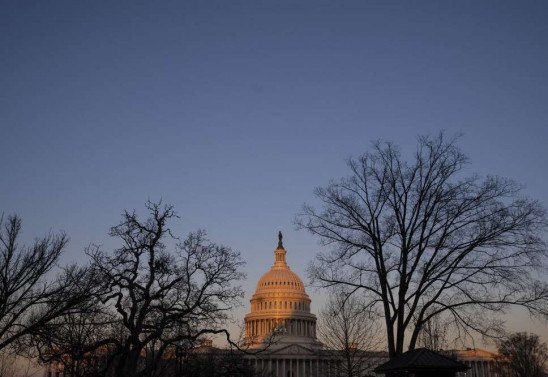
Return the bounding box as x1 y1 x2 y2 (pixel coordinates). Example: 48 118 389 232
317 289 383 377
29 304 116 377
87 201 246 377
496 332 548 377
415 309 449 351
177 344 259 377
296 133 548 357
0 215 96 353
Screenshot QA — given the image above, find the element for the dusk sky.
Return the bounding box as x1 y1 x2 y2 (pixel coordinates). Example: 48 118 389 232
2 1 548 348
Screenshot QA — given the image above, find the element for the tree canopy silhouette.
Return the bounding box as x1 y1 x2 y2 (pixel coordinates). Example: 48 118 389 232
0 215 94 353
497 332 548 377
87 201 246 377
296 134 548 357
317 289 383 377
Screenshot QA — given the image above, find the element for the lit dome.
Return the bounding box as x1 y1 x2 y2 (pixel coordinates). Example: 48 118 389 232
243 232 321 349
254 248 306 295
255 269 305 294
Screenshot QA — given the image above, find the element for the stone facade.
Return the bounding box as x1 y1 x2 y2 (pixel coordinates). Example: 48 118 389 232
453 348 500 377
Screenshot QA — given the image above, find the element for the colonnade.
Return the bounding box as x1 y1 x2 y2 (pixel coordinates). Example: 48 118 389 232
458 359 497 377
246 318 316 338
246 357 343 377
254 299 310 311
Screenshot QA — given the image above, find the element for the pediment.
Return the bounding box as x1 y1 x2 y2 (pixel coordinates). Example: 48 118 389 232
269 343 317 356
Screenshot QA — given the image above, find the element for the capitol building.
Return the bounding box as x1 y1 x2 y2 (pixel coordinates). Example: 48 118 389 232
239 233 499 377
241 232 381 377
244 232 321 350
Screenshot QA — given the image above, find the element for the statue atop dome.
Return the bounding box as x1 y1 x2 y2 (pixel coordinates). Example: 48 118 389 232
277 231 283 249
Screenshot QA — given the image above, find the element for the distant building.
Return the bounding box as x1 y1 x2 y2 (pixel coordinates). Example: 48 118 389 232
453 348 500 377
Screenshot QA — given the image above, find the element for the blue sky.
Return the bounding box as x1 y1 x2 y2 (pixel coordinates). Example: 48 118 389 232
1 1 547 348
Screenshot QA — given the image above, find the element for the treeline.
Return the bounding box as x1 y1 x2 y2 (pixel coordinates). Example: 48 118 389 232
0 201 246 377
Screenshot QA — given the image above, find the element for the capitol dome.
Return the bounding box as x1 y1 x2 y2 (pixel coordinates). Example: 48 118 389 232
243 232 321 349
254 246 306 296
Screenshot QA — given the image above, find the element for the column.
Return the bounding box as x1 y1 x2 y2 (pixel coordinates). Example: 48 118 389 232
290 359 292 377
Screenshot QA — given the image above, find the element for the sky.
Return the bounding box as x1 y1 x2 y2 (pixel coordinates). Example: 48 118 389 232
1 0 548 350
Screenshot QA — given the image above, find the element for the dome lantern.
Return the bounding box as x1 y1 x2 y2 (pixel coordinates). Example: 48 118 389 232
274 231 287 267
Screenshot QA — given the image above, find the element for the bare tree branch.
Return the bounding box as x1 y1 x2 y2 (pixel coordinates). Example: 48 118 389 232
318 288 384 377
296 133 548 358
86 201 246 377
0 215 96 353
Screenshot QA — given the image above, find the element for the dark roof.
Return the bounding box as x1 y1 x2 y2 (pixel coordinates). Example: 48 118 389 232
374 348 469 373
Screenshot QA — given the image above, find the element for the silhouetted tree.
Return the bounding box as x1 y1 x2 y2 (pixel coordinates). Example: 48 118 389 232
497 332 548 377
30 305 116 377
0 215 95 353
317 289 383 377
178 344 259 377
296 133 548 357
87 201 245 377
415 310 450 351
